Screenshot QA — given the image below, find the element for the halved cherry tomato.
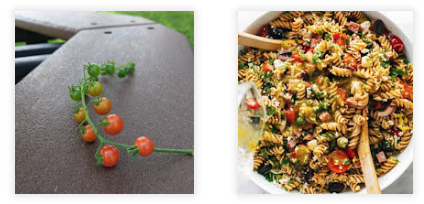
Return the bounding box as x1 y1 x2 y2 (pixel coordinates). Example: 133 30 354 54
262 61 274 73
401 82 412 99
370 101 381 110
285 106 296 124
392 128 402 138
302 123 314 131
343 55 357 70
94 97 112 115
327 150 350 173
134 136 154 157
389 35 405 52
306 47 315 54
103 114 124 135
99 145 119 167
246 98 260 109
81 125 97 142
304 82 312 88
290 152 297 158
337 88 347 101
346 147 358 159
74 108 89 123
291 53 304 63
260 25 271 37
333 33 349 46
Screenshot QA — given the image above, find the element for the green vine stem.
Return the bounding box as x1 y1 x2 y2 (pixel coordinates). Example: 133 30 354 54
76 63 193 165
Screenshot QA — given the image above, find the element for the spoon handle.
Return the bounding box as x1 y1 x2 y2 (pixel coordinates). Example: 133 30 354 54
358 107 381 194
238 31 284 51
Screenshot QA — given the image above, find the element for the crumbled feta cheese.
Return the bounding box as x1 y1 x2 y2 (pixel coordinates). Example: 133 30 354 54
387 120 394 126
362 56 372 68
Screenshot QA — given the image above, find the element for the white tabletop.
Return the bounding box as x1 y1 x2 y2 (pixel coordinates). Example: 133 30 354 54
238 11 413 194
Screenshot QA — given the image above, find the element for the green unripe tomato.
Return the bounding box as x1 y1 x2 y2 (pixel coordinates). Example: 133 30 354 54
117 68 126 78
105 62 116 75
88 82 103 96
70 87 82 101
87 63 100 77
124 62 135 75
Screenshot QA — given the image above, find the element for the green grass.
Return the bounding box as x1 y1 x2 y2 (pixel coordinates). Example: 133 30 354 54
15 38 66 47
99 11 194 50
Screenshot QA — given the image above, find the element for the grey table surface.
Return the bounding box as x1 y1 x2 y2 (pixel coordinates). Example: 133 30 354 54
15 11 155 40
15 14 194 194
238 11 413 194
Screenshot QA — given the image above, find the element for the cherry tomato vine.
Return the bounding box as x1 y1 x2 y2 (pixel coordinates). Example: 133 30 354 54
69 61 194 167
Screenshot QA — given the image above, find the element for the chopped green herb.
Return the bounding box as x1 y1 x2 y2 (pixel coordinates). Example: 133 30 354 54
325 33 331 40
281 159 289 165
403 58 409 64
262 150 269 159
357 33 363 37
395 159 400 163
343 159 351 165
300 54 306 61
287 178 297 184
295 39 299 44
390 68 405 78
312 55 318 65
274 174 282 180
317 29 323 35
391 85 395 88
238 61 245 69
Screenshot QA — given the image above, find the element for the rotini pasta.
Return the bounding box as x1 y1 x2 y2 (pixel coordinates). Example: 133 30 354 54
239 11 412 194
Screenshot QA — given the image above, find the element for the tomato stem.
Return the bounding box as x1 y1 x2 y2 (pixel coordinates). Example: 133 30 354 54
78 65 193 165
153 148 194 155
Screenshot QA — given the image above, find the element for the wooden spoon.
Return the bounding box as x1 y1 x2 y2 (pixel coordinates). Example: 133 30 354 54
238 31 303 51
358 106 382 194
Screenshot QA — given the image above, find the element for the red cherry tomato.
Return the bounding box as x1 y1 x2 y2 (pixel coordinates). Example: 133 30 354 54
401 82 412 99
94 97 112 115
291 53 304 63
285 106 296 124
333 33 349 46
134 136 155 157
372 101 381 110
346 147 358 159
99 145 120 167
260 25 270 37
290 152 297 158
389 35 405 52
306 47 315 54
246 98 260 109
327 150 350 173
81 125 97 142
103 114 124 135
343 55 357 70
392 128 402 138
337 88 347 101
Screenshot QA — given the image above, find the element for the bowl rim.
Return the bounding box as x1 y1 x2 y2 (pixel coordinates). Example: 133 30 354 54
239 11 413 194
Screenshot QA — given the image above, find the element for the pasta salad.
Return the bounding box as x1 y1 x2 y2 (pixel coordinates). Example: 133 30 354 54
238 11 413 194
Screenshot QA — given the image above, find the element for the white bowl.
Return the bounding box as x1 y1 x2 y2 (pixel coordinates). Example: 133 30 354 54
239 11 413 194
